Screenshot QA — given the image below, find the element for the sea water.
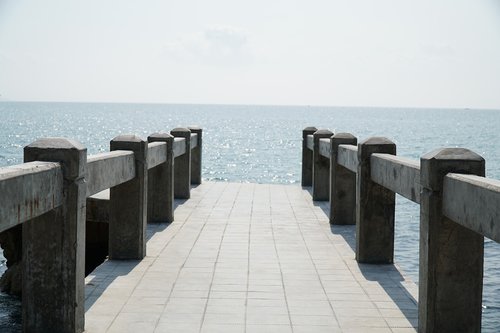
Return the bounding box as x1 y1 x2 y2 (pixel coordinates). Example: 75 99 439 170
0 102 499 331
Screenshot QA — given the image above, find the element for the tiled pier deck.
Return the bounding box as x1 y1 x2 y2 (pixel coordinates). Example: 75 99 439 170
85 182 418 333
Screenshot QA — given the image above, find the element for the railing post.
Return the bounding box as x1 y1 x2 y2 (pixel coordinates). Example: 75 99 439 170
171 128 191 199
147 133 174 223
356 137 396 263
188 126 202 185
301 127 317 186
330 133 357 224
313 129 333 200
109 135 148 259
419 148 484 333
23 138 87 333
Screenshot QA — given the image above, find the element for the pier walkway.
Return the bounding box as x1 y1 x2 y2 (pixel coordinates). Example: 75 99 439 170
84 182 418 333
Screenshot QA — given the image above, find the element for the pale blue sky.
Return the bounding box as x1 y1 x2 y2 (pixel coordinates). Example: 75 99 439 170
1 0 500 108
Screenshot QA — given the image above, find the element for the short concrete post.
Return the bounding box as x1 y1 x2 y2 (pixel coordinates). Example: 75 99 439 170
313 129 333 201
330 133 357 224
171 128 191 199
188 126 202 185
109 135 148 259
419 148 485 333
356 137 396 263
23 138 87 333
301 127 317 186
148 133 174 223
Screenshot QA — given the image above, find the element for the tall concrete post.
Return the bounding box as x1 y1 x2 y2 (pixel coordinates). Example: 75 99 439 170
356 137 396 263
301 127 317 186
23 138 87 333
171 128 191 199
419 148 484 333
109 135 148 259
330 133 357 224
147 133 174 223
188 126 202 185
313 129 333 201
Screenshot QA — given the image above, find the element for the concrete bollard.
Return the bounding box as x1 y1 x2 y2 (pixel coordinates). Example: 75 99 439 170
356 137 396 263
301 127 317 186
171 128 191 199
23 138 87 333
148 133 174 223
419 148 484 333
109 135 148 259
330 133 357 224
188 126 202 185
313 129 334 201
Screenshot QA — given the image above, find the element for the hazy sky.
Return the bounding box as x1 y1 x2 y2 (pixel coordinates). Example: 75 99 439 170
1 0 500 108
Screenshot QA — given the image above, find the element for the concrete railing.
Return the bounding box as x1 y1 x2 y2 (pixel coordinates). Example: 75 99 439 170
0 127 202 333
302 127 499 333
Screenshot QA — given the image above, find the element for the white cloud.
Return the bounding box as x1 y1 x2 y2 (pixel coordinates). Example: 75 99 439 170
163 25 252 66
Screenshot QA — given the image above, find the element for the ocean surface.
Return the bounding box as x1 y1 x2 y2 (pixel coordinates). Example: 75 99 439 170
0 101 499 331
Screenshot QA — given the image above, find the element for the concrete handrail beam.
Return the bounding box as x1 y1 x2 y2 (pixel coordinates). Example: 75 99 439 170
173 137 186 158
86 151 135 197
443 173 500 243
0 162 63 233
319 138 330 158
371 153 421 204
147 141 168 169
306 134 314 150
191 133 198 148
337 144 358 173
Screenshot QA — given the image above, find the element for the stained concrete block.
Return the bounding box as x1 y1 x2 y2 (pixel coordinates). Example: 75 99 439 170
23 137 87 333
301 127 317 186
148 133 174 223
419 148 484 333
109 135 148 260
356 137 396 264
330 133 357 225
188 127 202 185
313 129 333 201
171 128 191 199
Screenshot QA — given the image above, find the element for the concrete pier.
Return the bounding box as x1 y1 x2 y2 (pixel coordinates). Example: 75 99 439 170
84 182 418 333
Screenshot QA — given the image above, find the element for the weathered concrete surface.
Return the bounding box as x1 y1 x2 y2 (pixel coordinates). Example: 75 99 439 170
371 154 421 204
148 133 174 223
419 148 484 333
443 173 500 242
146 142 167 170
171 128 191 199
0 161 63 232
86 151 135 197
172 138 186 158
319 138 330 158
301 127 317 186
330 133 357 225
188 127 202 185
85 182 418 333
356 137 396 264
109 135 148 260
24 137 87 333
313 129 333 201
337 144 358 173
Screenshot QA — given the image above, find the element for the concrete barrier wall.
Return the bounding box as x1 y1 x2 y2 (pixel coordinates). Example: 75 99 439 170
0 127 202 333
301 126 500 333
